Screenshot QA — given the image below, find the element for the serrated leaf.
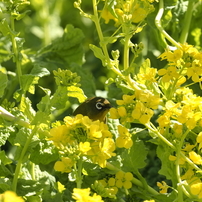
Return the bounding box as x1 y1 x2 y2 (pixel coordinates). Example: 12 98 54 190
30 141 58 165
122 139 148 171
37 24 84 67
67 86 86 103
0 71 8 98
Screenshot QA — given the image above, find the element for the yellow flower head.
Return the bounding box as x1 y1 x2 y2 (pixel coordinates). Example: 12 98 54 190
0 191 24 202
116 125 133 149
72 188 104 202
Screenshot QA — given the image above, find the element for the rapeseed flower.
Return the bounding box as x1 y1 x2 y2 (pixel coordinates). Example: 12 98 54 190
116 125 133 149
72 188 104 202
190 182 202 199
157 181 169 194
115 171 133 189
50 115 116 169
0 191 24 202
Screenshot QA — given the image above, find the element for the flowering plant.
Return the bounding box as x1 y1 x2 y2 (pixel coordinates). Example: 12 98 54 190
0 0 202 201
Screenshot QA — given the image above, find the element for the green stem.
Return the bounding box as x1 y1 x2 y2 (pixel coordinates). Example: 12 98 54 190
155 0 181 49
176 129 190 201
179 0 195 44
10 17 22 89
75 158 83 188
147 122 202 172
146 123 176 149
91 0 124 80
106 162 159 196
0 106 30 128
11 126 37 192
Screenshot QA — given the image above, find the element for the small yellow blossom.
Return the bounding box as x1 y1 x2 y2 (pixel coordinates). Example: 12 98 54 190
157 181 169 194
72 188 104 202
79 142 91 153
54 157 74 173
116 125 133 149
190 182 202 199
0 191 24 202
132 102 154 124
197 132 202 150
158 66 179 82
144 200 155 202
189 151 202 165
115 171 133 189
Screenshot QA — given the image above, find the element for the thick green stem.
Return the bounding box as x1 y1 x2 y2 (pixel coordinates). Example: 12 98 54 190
0 106 30 128
11 126 37 192
75 158 83 188
179 0 195 44
155 0 181 49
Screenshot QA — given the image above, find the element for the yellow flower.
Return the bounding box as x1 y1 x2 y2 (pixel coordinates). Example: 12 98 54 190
116 125 133 149
72 188 104 202
54 157 74 173
158 66 179 82
189 151 202 165
132 7 147 23
49 125 71 148
144 200 155 202
197 132 202 150
190 182 202 199
157 181 169 194
0 191 24 202
132 102 154 124
100 8 118 24
187 60 202 82
158 49 183 64
115 171 133 189
79 142 91 153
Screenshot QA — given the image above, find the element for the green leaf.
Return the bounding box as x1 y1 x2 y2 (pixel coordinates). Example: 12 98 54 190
122 139 148 171
157 143 176 181
37 24 84 67
89 44 106 66
0 19 17 36
19 96 36 121
0 151 12 165
30 64 50 77
21 74 39 94
0 70 8 98
67 86 86 103
0 36 12 63
0 178 11 192
30 140 59 165
51 86 69 110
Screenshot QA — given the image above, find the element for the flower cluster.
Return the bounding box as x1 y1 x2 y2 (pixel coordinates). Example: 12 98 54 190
157 87 202 133
158 44 202 85
95 171 133 197
49 114 116 170
110 91 161 125
101 0 155 25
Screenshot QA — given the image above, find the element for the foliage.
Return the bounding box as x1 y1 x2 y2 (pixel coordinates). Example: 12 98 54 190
1 0 202 201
